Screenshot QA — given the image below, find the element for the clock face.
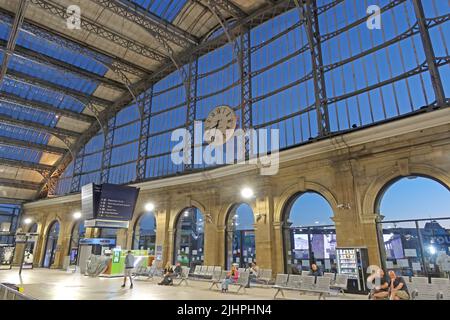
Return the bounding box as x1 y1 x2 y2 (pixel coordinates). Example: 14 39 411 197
204 105 237 146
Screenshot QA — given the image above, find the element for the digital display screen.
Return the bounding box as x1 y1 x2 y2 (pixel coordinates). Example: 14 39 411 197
82 183 140 221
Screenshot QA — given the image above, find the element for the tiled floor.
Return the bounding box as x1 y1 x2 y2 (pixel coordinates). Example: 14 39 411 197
0 268 365 300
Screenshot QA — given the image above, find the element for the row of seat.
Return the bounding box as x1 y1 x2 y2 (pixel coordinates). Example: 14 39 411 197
408 277 450 300
273 273 349 300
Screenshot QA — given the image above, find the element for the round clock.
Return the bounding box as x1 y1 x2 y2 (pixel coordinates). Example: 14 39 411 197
204 105 237 146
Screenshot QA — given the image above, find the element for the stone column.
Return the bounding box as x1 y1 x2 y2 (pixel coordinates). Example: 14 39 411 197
360 214 383 267
216 225 226 268
203 219 218 266
272 222 284 275
51 220 68 269
253 182 275 270
154 200 171 266
116 229 128 249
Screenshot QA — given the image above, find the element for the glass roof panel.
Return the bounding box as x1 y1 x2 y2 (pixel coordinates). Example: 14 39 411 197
0 78 86 113
0 123 50 145
0 17 109 77
129 0 188 22
0 100 57 127
0 144 42 163
8 55 99 95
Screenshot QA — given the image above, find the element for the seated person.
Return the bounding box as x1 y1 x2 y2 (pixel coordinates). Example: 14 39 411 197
246 262 259 288
173 262 182 277
291 265 301 275
309 263 323 277
368 269 390 300
158 262 174 286
221 265 239 293
388 270 409 300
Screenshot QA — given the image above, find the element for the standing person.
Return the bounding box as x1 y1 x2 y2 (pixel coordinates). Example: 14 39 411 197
122 250 135 289
309 263 323 276
221 265 239 293
388 270 410 300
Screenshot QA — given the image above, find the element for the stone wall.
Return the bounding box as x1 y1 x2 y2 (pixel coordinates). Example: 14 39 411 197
23 109 450 274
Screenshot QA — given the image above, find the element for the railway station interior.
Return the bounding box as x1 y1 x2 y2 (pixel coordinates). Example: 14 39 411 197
0 0 449 302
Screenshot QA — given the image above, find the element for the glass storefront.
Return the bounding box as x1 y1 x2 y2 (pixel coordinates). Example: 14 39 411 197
173 207 204 269
225 203 255 269
285 225 337 273
283 192 336 273
379 218 450 278
132 212 156 254
43 221 60 268
377 176 450 278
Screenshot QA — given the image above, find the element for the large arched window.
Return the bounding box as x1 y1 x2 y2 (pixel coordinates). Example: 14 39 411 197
376 176 450 278
132 212 156 254
43 220 60 268
68 221 85 265
173 207 204 269
225 203 255 269
283 192 336 274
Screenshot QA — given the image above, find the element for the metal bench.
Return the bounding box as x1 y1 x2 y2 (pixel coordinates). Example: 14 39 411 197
229 271 250 294
258 269 273 285
323 272 336 282
410 283 442 300
273 274 289 299
174 266 190 286
331 274 348 295
307 276 332 300
209 271 228 290
192 265 201 277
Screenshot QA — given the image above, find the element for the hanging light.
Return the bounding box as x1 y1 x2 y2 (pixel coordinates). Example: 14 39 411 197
73 212 82 220
23 218 32 225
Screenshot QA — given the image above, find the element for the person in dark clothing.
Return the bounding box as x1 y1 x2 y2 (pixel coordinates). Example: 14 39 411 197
121 251 135 289
369 269 390 300
388 270 409 300
173 262 182 277
309 263 323 276
159 262 174 285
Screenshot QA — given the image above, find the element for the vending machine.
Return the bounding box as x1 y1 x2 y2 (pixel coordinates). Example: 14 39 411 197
336 247 369 294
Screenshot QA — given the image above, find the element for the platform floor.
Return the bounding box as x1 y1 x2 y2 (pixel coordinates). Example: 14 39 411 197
0 268 365 300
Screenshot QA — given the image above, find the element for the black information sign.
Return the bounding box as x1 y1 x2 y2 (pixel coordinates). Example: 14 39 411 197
82 183 140 221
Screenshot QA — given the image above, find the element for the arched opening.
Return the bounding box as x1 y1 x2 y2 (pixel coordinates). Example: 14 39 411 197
68 221 85 265
132 211 156 254
376 176 450 278
42 220 60 268
173 207 204 269
225 203 255 269
282 192 336 274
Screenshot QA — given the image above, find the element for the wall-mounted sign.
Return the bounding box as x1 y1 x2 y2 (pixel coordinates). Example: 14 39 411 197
79 238 116 246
